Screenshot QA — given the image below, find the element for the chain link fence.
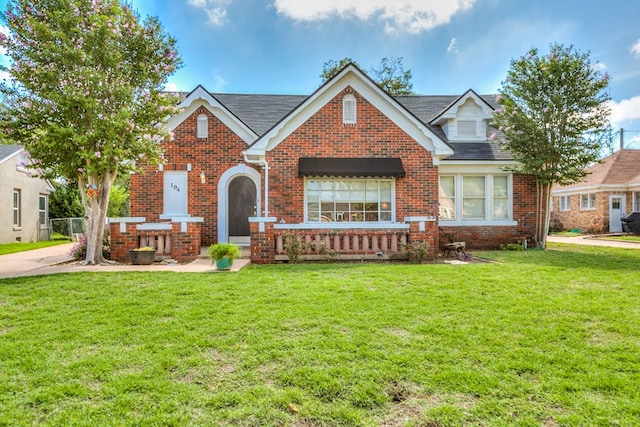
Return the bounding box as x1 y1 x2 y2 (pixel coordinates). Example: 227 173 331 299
49 217 86 241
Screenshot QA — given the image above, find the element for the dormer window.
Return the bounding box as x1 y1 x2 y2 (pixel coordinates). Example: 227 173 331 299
197 114 208 138
457 120 478 137
342 94 356 124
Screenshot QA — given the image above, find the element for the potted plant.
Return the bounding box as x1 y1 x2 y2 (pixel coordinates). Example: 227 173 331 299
129 246 156 265
208 243 242 271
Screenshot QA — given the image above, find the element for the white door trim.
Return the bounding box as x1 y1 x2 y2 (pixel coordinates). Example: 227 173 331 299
217 164 261 243
608 194 626 233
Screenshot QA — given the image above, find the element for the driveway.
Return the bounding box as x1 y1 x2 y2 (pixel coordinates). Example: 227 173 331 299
547 235 640 249
0 243 248 279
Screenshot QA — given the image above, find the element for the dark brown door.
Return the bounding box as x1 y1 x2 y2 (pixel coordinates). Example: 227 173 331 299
228 176 256 237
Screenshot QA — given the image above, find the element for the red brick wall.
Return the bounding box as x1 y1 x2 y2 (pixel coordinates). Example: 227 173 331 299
130 107 255 246
266 88 439 223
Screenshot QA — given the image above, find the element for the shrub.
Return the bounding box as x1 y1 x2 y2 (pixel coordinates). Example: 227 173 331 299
283 234 304 263
403 240 431 264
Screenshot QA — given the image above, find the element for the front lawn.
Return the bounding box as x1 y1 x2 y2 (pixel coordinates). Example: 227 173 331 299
595 234 640 243
1 245 639 426
0 239 71 255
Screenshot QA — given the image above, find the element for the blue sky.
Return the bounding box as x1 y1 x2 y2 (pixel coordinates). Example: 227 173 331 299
2 0 640 148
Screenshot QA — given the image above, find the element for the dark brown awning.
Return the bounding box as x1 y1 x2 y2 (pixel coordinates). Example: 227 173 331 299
298 157 405 178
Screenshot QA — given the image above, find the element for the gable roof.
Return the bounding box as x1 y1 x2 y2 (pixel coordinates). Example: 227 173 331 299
0 144 22 166
244 64 454 161
429 89 496 126
553 149 640 192
169 72 514 162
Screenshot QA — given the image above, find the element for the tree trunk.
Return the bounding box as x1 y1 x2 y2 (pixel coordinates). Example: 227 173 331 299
79 172 116 265
540 182 552 250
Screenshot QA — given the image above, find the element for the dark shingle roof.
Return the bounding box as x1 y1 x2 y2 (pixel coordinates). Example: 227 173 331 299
0 144 21 162
179 89 512 161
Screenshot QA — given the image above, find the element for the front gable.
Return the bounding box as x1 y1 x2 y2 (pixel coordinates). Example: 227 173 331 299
430 89 494 142
244 64 453 165
167 85 258 145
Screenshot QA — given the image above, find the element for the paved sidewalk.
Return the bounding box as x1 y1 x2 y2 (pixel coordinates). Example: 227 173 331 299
547 235 640 249
0 243 250 279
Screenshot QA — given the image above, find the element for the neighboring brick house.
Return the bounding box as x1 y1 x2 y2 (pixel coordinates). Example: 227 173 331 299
0 144 54 243
551 149 640 234
121 64 538 263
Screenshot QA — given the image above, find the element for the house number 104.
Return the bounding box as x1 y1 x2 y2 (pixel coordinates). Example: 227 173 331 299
171 183 180 192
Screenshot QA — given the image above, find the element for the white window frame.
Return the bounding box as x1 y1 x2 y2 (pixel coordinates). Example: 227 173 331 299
559 195 570 211
304 177 394 224
13 189 21 227
634 191 640 212
342 94 356 124
39 194 48 227
580 193 596 210
196 113 208 138
438 174 515 226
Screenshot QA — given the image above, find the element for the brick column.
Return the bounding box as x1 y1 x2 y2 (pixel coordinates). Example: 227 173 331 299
249 217 277 263
404 216 438 257
171 219 203 263
108 217 146 263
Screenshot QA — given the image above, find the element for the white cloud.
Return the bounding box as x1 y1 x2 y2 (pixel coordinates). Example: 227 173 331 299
164 82 180 92
609 96 640 127
273 0 476 34
211 72 229 92
447 37 458 54
187 0 231 26
594 61 607 72
631 39 640 58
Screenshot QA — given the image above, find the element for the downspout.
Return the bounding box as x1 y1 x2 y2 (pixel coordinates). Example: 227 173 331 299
242 153 269 217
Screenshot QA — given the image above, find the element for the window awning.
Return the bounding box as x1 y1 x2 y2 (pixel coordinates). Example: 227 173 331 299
298 157 405 178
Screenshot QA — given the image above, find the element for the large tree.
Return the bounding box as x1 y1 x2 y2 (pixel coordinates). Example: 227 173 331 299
492 43 610 248
320 56 415 95
0 0 181 264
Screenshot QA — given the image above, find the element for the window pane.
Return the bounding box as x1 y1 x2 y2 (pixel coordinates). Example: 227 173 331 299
305 179 392 222
439 176 455 198
493 176 507 197
463 176 485 197
493 199 508 219
463 199 485 219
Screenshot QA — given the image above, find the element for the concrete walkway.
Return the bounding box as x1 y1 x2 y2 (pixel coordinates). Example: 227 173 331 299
547 234 640 249
0 243 250 279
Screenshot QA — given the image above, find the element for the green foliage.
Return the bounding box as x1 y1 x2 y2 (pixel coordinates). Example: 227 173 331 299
491 43 610 186
403 239 431 263
320 56 415 95
0 0 181 263
207 243 242 262
283 233 304 262
48 180 84 219
491 43 610 248
0 240 70 255
107 183 129 217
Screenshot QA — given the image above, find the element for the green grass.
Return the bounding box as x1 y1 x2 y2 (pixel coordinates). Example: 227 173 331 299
595 234 640 243
550 230 584 237
1 244 639 426
0 239 71 255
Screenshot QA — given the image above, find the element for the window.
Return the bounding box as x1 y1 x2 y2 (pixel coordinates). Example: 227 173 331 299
559 195 570 211
580 193 596 210
492 176 509 220
306 178 392 223
39 195 48 226
634 192 640 212
462 176 485 220
13 189 21 227
342 94 356 124
457 120 478 137
439 174 512 222
196 114 208 138
439 176 456 219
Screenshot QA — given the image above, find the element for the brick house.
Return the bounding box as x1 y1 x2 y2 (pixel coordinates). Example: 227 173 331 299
550 149 640 234
116 64 538 263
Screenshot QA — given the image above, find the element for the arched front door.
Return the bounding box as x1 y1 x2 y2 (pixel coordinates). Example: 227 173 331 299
228 176 257 245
